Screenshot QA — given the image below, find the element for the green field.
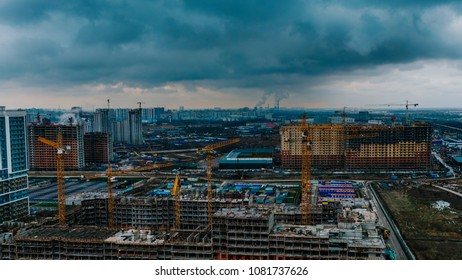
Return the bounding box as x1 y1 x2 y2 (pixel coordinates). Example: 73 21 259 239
376 184 462 259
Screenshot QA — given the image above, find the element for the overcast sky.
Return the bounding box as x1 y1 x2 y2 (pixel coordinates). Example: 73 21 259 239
1 0 462 110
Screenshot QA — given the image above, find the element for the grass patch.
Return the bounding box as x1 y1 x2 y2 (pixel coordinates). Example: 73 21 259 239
31 202 58 208
376 184 462 259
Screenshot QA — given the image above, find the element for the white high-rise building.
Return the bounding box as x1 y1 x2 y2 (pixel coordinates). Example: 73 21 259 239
0 106 29 223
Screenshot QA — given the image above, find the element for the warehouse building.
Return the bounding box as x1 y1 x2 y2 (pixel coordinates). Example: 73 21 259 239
219 148 273 169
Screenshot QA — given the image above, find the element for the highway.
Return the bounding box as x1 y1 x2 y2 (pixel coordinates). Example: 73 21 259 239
366 182 415 260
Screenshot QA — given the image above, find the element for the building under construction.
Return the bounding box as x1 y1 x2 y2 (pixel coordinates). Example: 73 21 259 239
84 132 113 164
28 123 85 171
1 180 385 260
76 184 339 230
281 123 432 171
1 205 384 260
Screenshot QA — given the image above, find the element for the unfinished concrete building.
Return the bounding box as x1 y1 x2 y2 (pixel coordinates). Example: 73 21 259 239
77 191 340 230
1 205 384 260
1 178 387 260
28 123 85 171
281 123 432 171
84 132 113 164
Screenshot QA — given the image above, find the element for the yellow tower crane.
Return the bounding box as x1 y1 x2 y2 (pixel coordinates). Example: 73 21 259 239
172 173 181 230
37 130 71 227
287 114 379 225
83 162 176 229
368 100 418 125
300 113 312 226
106 162 176 229
197 138 240 228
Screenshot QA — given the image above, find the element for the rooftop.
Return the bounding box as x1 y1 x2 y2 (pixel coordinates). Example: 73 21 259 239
214 207 273 219
220 148 273 164
15 226 116 241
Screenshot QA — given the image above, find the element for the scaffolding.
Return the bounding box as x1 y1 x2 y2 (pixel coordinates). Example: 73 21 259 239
281 123 432 171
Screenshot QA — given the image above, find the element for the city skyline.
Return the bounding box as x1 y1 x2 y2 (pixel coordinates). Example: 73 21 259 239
1 1 462 109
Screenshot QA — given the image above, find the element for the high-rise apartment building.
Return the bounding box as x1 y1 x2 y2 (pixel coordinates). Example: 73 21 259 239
281 123 432 171
28 123 85 171
0 106 29 223
125 109 143 145
93 108 142 145
93 109 114 135
84 132 113 164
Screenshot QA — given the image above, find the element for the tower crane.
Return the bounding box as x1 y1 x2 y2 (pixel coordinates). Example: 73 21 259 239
368 100 418 125
197 138 240 228
37 129 71 227
83 162 176 229
300 113 312 226
172 173 181 230
137 102 146 110
285 115 379 225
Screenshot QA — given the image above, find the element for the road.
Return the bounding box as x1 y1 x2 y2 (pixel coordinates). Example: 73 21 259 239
366 182 413 260
432 151 454 176
432 184 462 198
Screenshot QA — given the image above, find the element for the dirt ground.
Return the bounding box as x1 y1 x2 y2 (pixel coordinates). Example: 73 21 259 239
376 184 462 259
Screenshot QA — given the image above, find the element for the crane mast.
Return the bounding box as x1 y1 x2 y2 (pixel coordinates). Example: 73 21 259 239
107 163 115 229
296 113 377 226
300 113 312 225
38 130 67 227
197 138 240 228
172 173 181 229
99 162 175 229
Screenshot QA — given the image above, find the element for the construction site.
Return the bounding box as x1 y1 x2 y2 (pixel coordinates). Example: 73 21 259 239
3 100 447 261
1 180 385 260
0 114 397 260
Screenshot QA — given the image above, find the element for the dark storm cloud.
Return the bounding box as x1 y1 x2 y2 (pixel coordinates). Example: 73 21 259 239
1 0 462 93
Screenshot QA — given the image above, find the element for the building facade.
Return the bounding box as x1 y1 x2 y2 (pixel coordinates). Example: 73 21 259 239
281 123 432 171
0 107 29 223
84 132 113 164
28 123 85 171
93 109 114 135
94 108 142 145
125 109 143 145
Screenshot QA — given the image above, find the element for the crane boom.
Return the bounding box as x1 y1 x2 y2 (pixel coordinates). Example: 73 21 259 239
367 100 418 125
103 161 176 229
37 133 67 227
82 162 176 181
198 138 240 228
37 137 59 149
197 138 240 153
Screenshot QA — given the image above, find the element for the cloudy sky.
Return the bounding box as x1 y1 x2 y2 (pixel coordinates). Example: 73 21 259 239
1 0 462 110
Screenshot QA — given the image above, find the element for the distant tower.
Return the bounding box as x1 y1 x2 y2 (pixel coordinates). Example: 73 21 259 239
123 109 143 145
